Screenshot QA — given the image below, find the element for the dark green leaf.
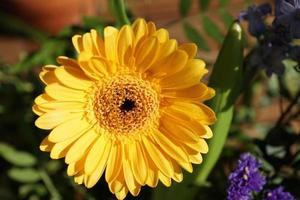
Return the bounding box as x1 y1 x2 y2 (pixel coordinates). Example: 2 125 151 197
8 168 41 183
179 0 192 17
199 0 211 10
183 22 210 51
202 15 224 44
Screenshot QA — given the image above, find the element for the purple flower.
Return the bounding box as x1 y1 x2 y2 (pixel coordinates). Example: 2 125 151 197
238 4 272 37
265 187 296 200
227 153 266 200
274 0 300 39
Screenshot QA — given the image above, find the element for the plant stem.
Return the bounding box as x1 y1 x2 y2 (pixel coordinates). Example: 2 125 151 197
39 168 62 200
275 89 300 127
110 0 130 27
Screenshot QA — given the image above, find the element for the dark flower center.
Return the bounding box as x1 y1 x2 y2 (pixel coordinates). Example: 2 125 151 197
120 98 135 112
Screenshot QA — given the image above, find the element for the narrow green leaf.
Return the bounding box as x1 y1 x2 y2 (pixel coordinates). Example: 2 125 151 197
196 22 244 184
8 168 41 183
183 22 210 51
199 0 211 10
202 15 224 44
179 0 192 17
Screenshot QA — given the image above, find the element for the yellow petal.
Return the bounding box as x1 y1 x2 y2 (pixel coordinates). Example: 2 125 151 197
118 25 134 65
148 49 188 78
132 18 148 44
145 156 159 188
108 171 125 194
50 133 83 159
115 187 128 200
39 65 58 85
135 36 160 72
178 43 197 58
129 142 148 185
84 145 111 188
65 129 98 164
45 83 86 101
142 136 174 177
104 26 119 68
82 33 97 54
158 171 171 187
89 56 110 77
105 142 122 183
35 110 83 130
123 144 140 196
90 29 105 56
39 136 54 152
161 83 208 101
72 35 84 53
32 104 45 116
189 153 203 164
84 134 111 175
172 162 183 182
152 129 189 164
48 117 91 142
147 21 156 35
74 172 84 184
154 28 169 43
160 115 199 143
67 159 84 176
57 56 79 68
37 101 85 111
34 94 53 105
202 125 213 139
54 66 93 90
160 59 207 89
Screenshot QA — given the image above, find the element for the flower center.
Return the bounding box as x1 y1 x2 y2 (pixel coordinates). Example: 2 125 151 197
93 75 159 135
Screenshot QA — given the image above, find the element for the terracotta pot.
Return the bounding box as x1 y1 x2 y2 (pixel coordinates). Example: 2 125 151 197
4 0 99 34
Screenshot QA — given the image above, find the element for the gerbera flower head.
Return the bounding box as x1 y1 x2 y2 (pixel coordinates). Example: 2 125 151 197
32 18 216 199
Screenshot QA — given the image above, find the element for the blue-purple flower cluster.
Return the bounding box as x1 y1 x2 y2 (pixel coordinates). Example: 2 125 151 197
227 153 296 200
265 187 296 200
239 0 300 76
227 153 266 200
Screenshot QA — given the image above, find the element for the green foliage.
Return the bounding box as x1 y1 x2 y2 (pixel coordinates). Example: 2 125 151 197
0 145 37 167
179 0 192 17
201 15 224 44
199 0 211 11
183 21 210 51
8 168 41 183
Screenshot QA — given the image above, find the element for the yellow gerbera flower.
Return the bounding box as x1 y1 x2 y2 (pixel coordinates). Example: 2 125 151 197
33 18 216 199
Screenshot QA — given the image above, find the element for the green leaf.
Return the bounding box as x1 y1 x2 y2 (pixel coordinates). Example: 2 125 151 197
282 59 300 97
219 0 230 7
0 143 37 167
1 150 36 167
199 0 211 10
8 168 41 183
202 15 224 44
179 0 192 17
196 22 244 184
19 184 47 198
219 10 234 27
183 21 210 51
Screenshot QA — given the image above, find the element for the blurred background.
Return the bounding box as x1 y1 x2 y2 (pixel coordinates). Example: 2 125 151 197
1 0 300 200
